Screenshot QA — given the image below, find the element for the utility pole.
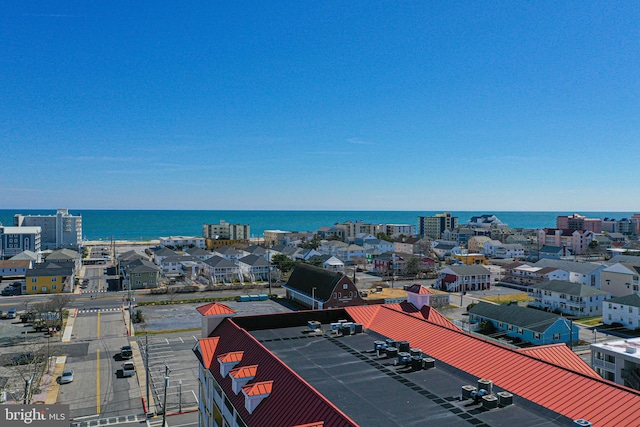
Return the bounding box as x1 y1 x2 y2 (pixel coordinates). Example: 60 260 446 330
145 333 150 414
267 246 272 295
162 376 169 427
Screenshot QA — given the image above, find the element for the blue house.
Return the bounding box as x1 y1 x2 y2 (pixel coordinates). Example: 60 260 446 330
469 301 579 346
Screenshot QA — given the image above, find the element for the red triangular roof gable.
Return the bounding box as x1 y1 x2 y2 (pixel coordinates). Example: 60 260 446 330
197 302 236 316
198 337 220 369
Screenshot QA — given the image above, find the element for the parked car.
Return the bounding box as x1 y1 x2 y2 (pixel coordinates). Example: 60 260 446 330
1 287 19 296
82 279 90 285
60 369 74 384
121 361 136 377
120 345 133 359
12 352 35 365
6 308 17 319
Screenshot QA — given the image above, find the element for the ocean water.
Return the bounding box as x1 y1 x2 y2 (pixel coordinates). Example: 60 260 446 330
0 210 635 241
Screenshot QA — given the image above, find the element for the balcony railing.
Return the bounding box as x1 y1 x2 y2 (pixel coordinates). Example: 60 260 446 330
622 368 640 391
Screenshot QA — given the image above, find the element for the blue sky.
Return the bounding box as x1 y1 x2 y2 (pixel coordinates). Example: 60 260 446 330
1 1 638 211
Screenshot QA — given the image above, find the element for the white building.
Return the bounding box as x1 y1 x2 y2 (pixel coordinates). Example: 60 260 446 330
591 337 640 390
534 259 606 289
603 294 640 329
14 208 82 250
494 244 525 259
600 263 640 297
159 236 206 249
203 220 250 241
528 280 610 317
482 240 504 257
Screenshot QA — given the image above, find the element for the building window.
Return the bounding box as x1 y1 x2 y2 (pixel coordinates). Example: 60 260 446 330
534 333 540 339
52 285 57 290
32 278 37 282
553 333 561 340
517 328 523 335
32 286 37 291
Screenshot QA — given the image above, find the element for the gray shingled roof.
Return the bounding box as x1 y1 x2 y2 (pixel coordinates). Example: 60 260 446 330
284 263 346 301
532 280 609 297
534 259 603 275
447 265 491 276
469 302 563 333
608 294 640 308
203 256 238 269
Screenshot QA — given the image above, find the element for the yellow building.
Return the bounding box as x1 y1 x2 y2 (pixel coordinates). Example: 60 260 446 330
452 253 488 265
25 263 73 294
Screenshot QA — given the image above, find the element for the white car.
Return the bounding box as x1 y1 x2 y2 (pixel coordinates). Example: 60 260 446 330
60 369 74 384
121 362 136 377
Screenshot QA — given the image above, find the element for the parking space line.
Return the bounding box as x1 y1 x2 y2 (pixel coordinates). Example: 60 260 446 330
96 348 101 414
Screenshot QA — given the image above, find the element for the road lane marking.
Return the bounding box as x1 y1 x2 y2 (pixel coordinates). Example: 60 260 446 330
97 311 101 338
96 348 101 414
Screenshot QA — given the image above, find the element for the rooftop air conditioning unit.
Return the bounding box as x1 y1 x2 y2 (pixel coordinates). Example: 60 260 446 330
497 391 513 406
477 378 493 395
461 385 476 400
482 394 498 410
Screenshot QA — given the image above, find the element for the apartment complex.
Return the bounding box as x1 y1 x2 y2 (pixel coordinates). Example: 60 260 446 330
203 220 251 241
14 208 82 250
418 212 458 239
0 226 41 259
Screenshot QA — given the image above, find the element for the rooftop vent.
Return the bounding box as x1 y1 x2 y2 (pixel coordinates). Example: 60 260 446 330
482 394 498 410
573 420 592 427
477 378 493 395
497 391 513 407
461 385 476 400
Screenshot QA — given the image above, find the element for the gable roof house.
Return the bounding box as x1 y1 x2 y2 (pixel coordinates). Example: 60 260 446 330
237 254 270 283
603 294 640 330
152 246 178 266
393 236 421 255
185 247 214 261
0 259 32 278
600 262 640 297
284 263 365 309
469 301 579 346
528 280 610 317
502 262 569 290
538 245 568 259
25 262 74 294
436 265 492 292
120 258 160 290
193 300 640 427
213 246 244 262
202 255 241 285
534 259 607 289
160 254 199 275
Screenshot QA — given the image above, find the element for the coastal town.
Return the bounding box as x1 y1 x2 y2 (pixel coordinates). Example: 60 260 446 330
1 209 640 426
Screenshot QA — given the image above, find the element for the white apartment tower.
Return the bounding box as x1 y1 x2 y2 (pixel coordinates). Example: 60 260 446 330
14 208 82 250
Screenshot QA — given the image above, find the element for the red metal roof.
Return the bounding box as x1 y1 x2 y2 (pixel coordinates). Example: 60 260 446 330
292 423 324 427
198 337 220 369
230 365 258 380
345 305 640 427
242 380 273 397
197 302 236 316
406 283 432 294
203 319 358 427
517 344 600 379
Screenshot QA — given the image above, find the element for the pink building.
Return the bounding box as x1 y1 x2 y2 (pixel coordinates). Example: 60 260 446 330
556 214 602 233
538 228 594 255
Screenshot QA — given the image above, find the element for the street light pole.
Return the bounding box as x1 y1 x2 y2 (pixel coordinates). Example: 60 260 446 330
162 376 169 427
178 380 183 413
311 287 316 310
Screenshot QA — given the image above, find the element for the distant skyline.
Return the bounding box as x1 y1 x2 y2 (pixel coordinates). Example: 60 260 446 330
2 2 638 211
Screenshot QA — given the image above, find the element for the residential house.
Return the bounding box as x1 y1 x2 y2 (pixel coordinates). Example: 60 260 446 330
152 247 178 266
591 337 640 390
451 253 488 265
603 294 640 329
431 242 461 260
284 263 364 309
600 263 640 297
384 224 416 238
393 236 421 255
45 248 81 273
538 245 567 259
159 235 206 249
316 225 345 241
373 252 406 277
482 240 504 257
121 258 160 290
202 256 242 284
186 247 214 261
436 265 492 292
213 246 244 263
263 230 292 247
193 301 640 427
469 301 578 345
242 245 268 258
441 227 475 246
502 262 569 289
0 259 32 278
468 236 492 254
160 254 199 275
528 280 610 317
237 254 270 282
494 244 525 259
534 259 607 288
318 240 348 257
362 238 394 253
25 262 73 294
336 244 366 263
295 248 322 261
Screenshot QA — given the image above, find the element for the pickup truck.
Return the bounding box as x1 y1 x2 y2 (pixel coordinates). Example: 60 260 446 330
120 345 133 359
121 361 136 377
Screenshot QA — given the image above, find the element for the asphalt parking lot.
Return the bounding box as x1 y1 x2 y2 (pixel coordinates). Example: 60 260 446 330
137 299 293 332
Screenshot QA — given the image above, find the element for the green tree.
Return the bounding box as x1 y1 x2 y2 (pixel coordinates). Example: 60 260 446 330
403 256 423 277
272 254 296 276
376 232 393 242
305 257 324 268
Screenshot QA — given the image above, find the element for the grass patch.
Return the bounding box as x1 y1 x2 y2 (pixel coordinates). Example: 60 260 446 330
482 293 532 304
575 316 603 326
